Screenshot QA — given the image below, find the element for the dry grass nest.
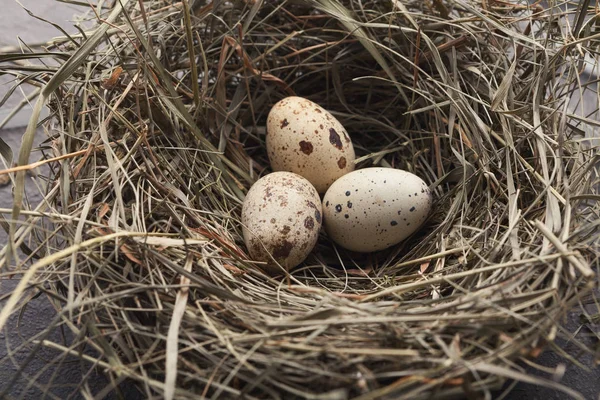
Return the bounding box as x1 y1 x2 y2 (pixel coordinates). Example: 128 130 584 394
1 0 600 399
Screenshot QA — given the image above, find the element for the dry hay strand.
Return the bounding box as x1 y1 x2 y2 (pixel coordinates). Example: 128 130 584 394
1 0 599 399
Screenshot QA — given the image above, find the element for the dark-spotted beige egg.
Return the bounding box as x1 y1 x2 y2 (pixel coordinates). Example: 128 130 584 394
266 96 355 193
242 172 322 273
322 168 432 252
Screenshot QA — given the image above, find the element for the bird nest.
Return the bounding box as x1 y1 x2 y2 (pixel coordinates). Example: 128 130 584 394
1 0 599 399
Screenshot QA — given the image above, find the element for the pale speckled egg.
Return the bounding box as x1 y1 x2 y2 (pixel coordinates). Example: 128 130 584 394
266 96 355 193
322 168 432 253
242 171 323 273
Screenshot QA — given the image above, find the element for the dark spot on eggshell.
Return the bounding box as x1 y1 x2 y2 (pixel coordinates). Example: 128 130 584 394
278 195 288 207
307 201 318 210
344 214 349 219
337 157 347 169
315 210 321 223
270 218 276 223
345 191 351 196
319 124 324 129
281 225 291 235
335 204 342 213
329 128 343 149
325 201 329 207
347 201 352 208
410 206 416 212
391 221 398 226
280 119 289 129
343 131 350 143
299 140 314 155
315 108 322 113
273 240 294 259
304 216 315 230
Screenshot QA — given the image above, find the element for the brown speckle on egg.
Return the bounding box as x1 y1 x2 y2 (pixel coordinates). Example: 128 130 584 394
337 157 347 169
329 128 343 149
304 216 315 230
299 140 314 155
280 119 289 128
273 240 294 259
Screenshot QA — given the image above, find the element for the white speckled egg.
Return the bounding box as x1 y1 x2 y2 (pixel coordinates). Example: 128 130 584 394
322 168 432 252
266 96 355 193
242 172 323 273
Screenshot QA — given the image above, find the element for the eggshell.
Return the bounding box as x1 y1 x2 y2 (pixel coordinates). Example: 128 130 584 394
266 96 355 193
242 172 323 273
322 168 432 252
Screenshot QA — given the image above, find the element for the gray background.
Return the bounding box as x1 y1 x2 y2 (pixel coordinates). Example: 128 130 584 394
0 0 86 127
0 0 598 399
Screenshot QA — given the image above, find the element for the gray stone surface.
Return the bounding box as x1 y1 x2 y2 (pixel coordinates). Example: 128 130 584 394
0 0 85 127
504 310 600 400
0 0 82 47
